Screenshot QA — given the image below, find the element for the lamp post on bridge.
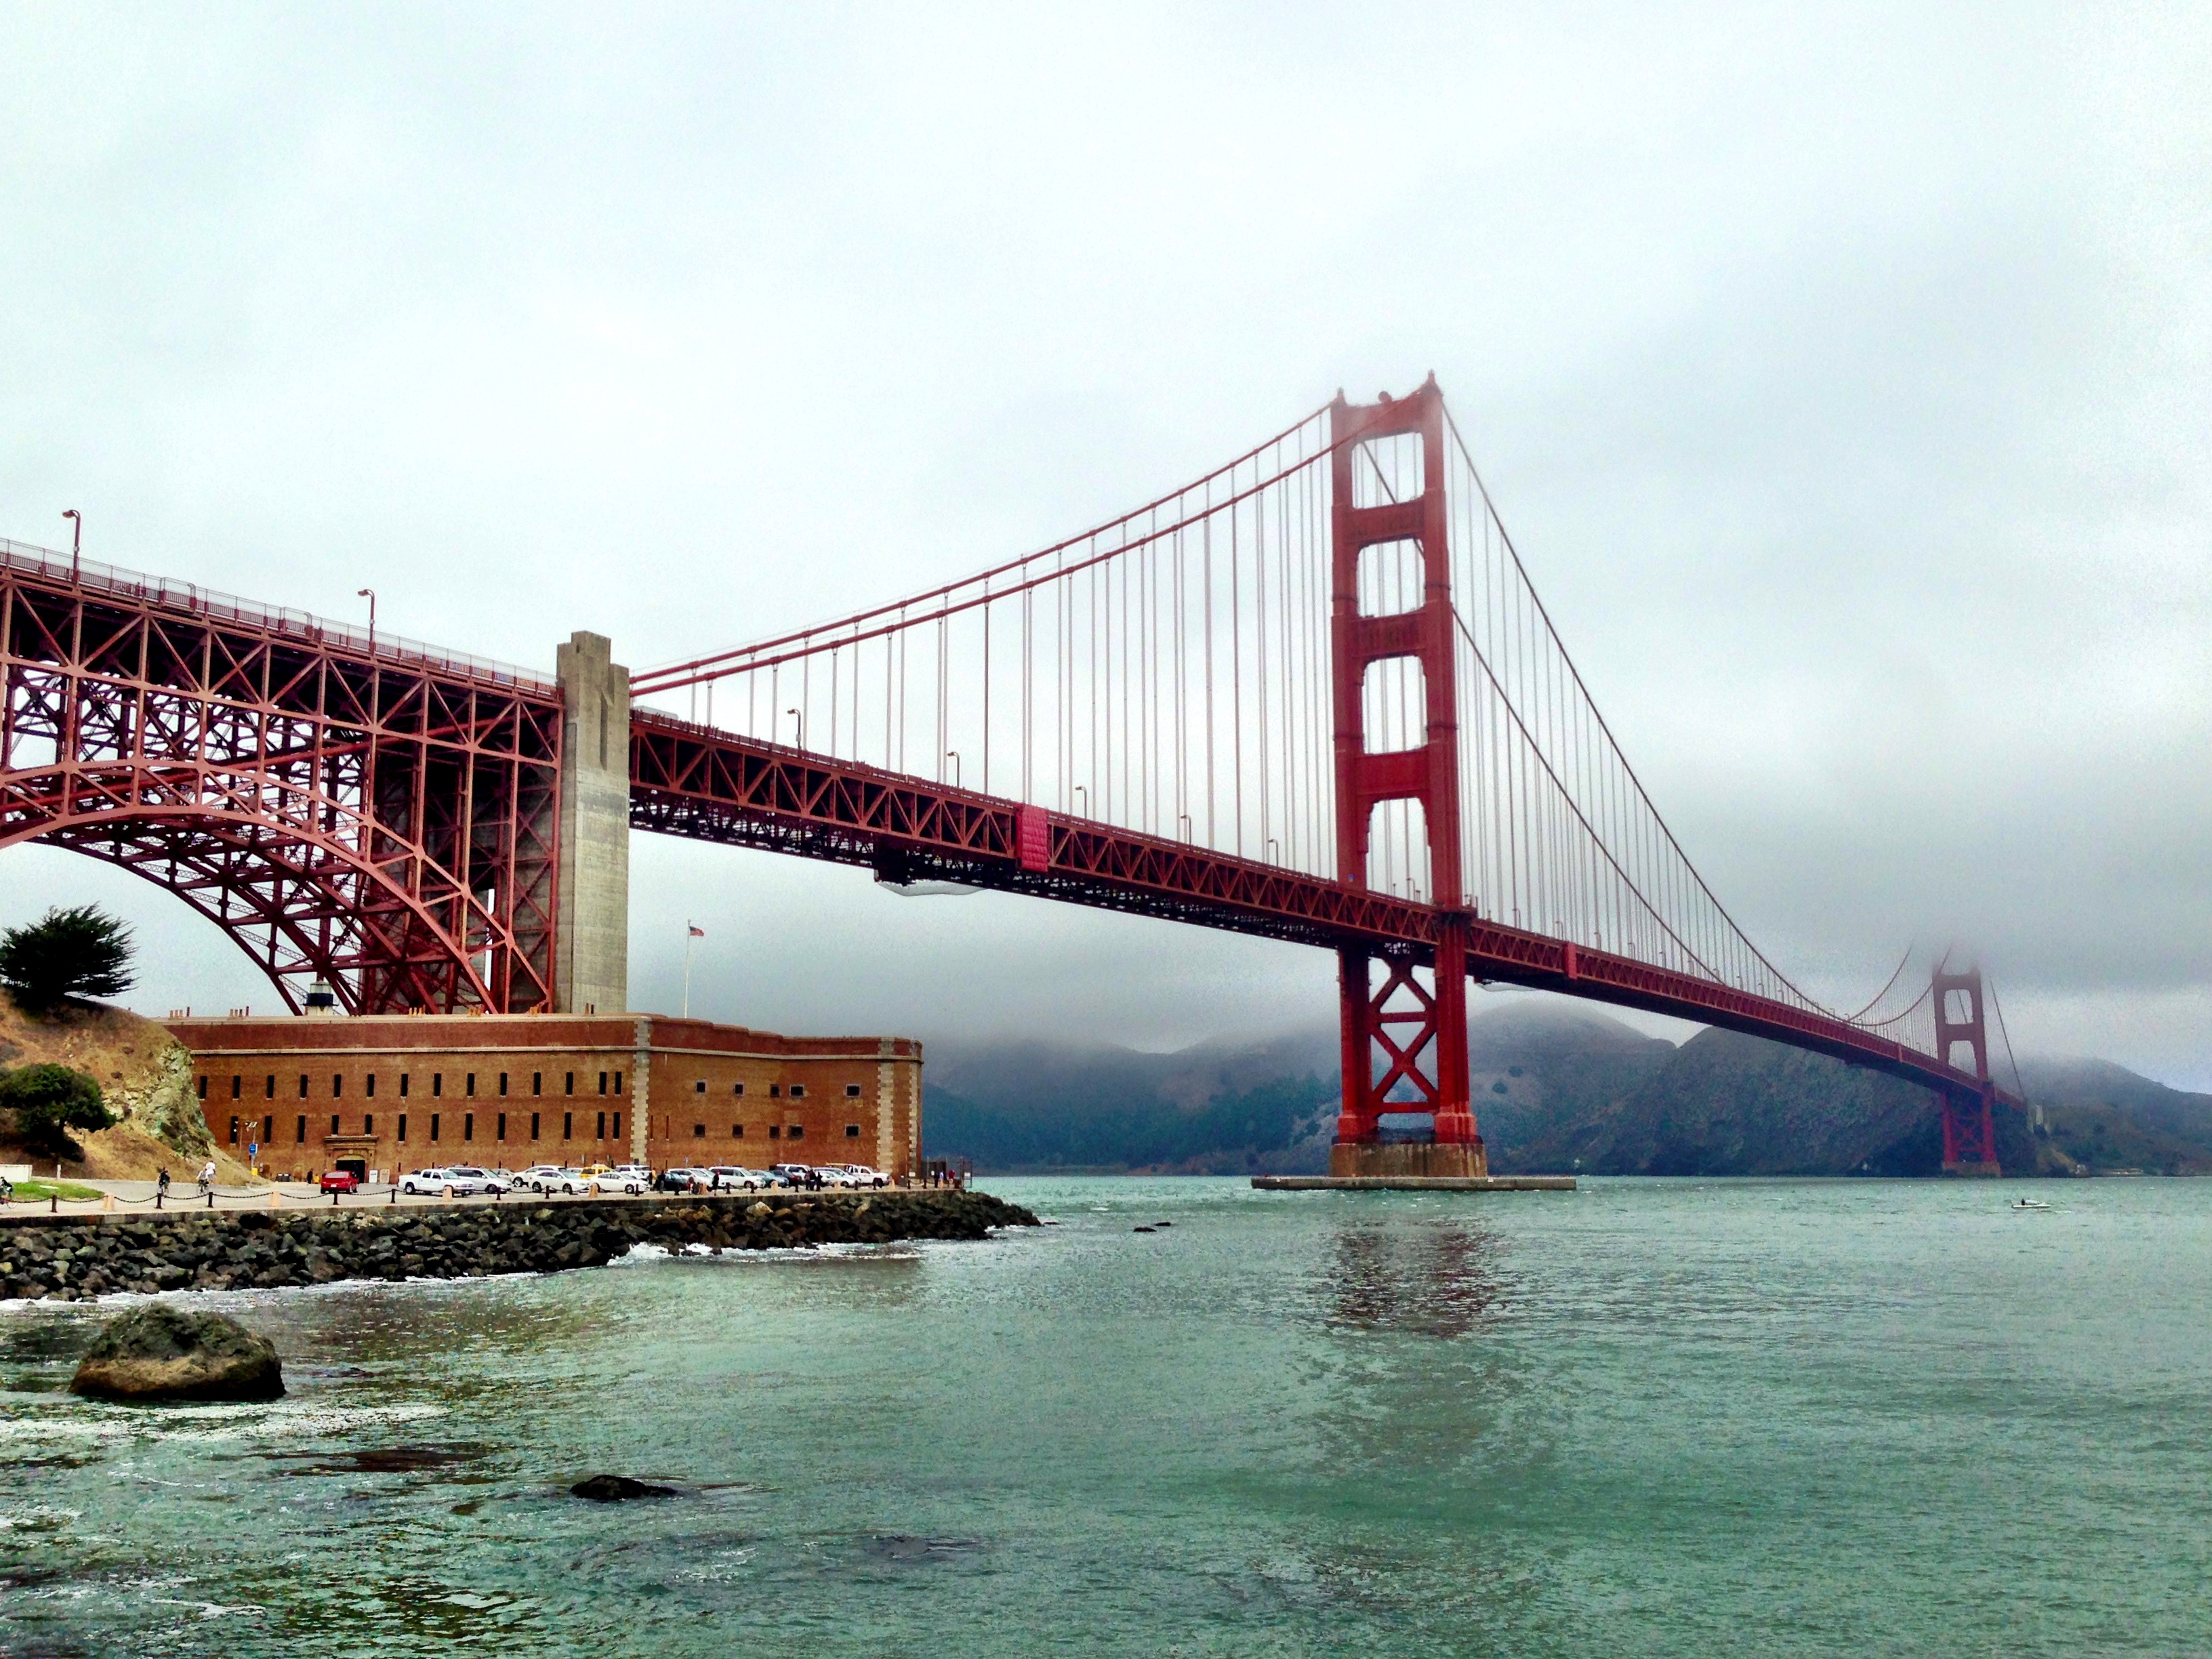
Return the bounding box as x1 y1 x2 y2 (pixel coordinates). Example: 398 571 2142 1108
946 750 960 788
62 510 81 584
786 707 802 750
356 588 376 655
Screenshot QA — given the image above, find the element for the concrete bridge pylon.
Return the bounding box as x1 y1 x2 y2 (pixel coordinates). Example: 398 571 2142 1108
555 630 631 1015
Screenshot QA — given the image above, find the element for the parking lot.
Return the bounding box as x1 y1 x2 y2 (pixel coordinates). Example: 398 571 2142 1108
1 1163 933 1221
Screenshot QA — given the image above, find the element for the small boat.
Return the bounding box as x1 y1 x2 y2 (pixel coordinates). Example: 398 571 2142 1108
2011 1198 2051 1210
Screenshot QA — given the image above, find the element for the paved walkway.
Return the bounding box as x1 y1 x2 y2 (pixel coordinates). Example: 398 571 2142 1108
0 1178 949 1221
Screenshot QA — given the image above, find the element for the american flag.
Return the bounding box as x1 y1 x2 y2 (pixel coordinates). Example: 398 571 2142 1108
687 924 705 938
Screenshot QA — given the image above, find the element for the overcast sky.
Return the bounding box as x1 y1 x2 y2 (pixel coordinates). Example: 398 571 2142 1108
1 5 2206 1084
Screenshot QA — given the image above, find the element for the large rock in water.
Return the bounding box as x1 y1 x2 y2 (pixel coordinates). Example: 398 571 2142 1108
68 1304 283 1402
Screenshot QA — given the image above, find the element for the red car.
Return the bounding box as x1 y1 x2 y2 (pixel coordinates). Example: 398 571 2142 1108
319 1170 361 1193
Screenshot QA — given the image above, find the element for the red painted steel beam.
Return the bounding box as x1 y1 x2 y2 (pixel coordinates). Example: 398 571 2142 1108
0 548 562 1015
628 709 2017 1113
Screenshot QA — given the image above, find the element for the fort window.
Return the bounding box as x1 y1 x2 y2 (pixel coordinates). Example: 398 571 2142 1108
497 1112 506 1142
846 1124 861 1138
613 1111 622 1141
298 1075 309 1099
693 1123 705 1138
614 1073 623 1094
432 1073 443 1099
228 1115 239 1145
400 1074 411 1098
769 1125 781 1140
366 1075 377 1098
197 1076 207 1100
598 1072 608 1096
364 1115 374 1136
262 1114 273 1145
732 1124 744 1138
694 1080 705 1093
790 1086 805 1099
596 1111 607 1140
466 1073 476 1097
532 1071 542 1096
733 1082 745 1097
329 1114 339 1135
295 1115 306 1144
498 1073 508 1097
464 1112 474 1143
230 1075 241 1099
530 1111 540 1140
562 1111 572 1140
769 1084 781 1099
565 1072 575 1096
397 1113 407 1142
430 1113 441 1143
333 1074 344 1098
787 1125 804 1140
846 1084 862 1097
264 1075 275 1099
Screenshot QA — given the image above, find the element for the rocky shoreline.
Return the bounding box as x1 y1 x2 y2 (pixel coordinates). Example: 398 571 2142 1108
0 1190 1037 1303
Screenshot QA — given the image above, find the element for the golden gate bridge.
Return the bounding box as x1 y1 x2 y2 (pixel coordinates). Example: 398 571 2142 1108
0 378 2023 1173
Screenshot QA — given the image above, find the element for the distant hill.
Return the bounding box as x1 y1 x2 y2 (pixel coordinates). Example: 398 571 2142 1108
922 996 2212 1178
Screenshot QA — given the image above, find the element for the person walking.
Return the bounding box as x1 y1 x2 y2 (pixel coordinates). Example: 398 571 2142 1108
197 1159 216 1197
157 1167 171 1200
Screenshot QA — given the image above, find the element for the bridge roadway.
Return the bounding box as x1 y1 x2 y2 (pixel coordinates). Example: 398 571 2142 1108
0 534 2012 1120
629 709 2013 1111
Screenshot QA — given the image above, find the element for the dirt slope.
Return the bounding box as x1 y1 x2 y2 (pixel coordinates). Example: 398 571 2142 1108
0 995 256 1183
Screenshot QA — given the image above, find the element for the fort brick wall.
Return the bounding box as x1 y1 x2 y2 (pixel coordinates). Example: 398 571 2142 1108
164 1012 922 1182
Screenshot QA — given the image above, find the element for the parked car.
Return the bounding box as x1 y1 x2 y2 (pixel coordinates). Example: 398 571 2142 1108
518 1164 583 1194
657 1167 714 1192
770 1163 820 1189
401 1167 490 1197
705 1166 768 1191
318 1170 360 1194
587 1168 648 1195
834 1164 890 1189
446 1165 511 1195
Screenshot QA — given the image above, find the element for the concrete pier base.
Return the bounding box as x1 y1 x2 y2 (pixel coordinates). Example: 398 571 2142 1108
1329 1141 1490 1180
1252 1174 1576 1191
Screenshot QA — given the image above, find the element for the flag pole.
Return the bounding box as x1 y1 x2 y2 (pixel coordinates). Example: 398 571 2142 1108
683 921 695 1020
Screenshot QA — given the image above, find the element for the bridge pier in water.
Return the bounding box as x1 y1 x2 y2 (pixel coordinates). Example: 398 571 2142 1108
1326 382 1487 1180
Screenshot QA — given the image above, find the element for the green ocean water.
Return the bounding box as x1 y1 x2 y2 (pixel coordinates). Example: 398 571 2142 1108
3 1176 2208 1657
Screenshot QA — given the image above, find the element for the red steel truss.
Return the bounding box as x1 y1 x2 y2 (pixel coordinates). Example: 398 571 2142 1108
0 544 561 1014
629 708 2012 1119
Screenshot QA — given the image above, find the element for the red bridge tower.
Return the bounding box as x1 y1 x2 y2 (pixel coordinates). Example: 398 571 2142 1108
1932 964 2002 1175
1328 380 1485 1178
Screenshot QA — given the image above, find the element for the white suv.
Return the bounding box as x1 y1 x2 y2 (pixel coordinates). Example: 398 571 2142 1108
401 1167 489 1197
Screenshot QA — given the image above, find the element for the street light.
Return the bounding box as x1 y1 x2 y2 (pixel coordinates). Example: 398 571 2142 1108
62 510 81 584
946 750 961 787
356 588 376 653
786 707 802 749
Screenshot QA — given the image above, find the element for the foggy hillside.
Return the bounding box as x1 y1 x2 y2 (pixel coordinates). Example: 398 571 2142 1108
924 1000 2212 1177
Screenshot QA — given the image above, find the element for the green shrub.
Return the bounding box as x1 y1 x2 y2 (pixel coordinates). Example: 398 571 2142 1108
0 904 136 1010
0 1063 113 1158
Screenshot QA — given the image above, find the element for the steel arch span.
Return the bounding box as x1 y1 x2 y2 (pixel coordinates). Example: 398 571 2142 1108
0 547 562 1015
